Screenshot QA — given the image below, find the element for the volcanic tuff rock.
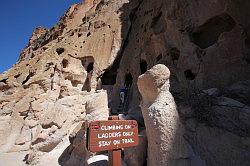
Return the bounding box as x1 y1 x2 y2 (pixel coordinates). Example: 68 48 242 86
137 64 186 165
0 0 129 164
0 0 250 165
138 64 205 166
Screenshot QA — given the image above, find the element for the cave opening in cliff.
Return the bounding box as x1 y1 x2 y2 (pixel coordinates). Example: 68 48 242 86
189 13 236 49
86 63 94 73
124 70 133 87
22 71 36 86
101 70 117 85
56 47 65 55
140 60 148 74
14 73 21 79
62 59 69 68
100 59 121 110
0 78 7 84
81 56 95 92
184 69 196 80
81 56 94 71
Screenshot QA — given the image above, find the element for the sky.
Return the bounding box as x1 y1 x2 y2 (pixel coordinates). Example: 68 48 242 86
0 0 82 73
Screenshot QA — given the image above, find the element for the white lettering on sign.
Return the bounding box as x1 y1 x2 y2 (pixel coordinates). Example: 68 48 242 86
101 125 124 130
97 132 121 139
123 131 133 136
88 120 140 152
98 141 111 147
125 125 131 129
113 140 121 145
98 138 135 147
122 138 134 143
96 131 135 147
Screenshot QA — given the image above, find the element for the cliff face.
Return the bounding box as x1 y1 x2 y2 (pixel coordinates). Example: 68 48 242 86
111 0 250 165
0 0 250 165
0 0 132 164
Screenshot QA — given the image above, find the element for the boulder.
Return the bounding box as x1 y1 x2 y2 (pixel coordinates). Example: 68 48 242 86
58 91 109 166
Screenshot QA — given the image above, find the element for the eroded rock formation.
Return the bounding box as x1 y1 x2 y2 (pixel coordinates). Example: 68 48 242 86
0 0 250 165
0 0 131 164
138 64 207 166
138 64 190 165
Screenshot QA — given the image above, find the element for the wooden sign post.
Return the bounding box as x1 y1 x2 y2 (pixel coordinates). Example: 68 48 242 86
108 116 121 166
87 116 139 166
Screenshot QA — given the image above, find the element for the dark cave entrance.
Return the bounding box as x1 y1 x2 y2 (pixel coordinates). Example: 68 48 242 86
81 56 95 92
124 70 133 88
140 60 148 74
86 62 94 73
184 69 196 80
189 13 236 49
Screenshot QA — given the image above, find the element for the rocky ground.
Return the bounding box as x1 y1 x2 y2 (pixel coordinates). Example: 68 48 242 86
0 0 250 165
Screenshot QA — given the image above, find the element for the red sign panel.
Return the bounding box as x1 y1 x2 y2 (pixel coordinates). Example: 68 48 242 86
87 120 139 152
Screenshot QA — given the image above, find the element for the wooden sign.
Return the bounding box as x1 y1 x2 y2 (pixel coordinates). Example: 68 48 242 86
87 120 139 152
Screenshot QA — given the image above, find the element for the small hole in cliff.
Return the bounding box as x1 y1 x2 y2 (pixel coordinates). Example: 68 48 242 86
87 32 91 37
156 54 162 62
124 70 133 87
22 71 35 85
78 33 82 37
140 60 148 74
45 62 54 72
14 73 21 79
82 16 88 24
184 70 196 80
62 59 69 68
30 53 35 58
70 32 74 36
56 48 65 55
189 13 236 49
0 78 8 84
83 41 86 44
